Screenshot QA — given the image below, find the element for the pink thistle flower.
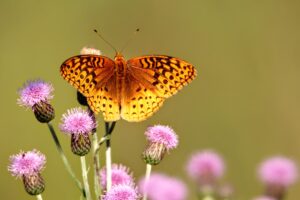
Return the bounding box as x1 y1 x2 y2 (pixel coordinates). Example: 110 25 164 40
17 79 54 108
60 107 96 135
145 125 178 150
258 156 298 188
139 173 187 200
186 150 225 185
8 149 46 178
252 196 276 200
100 164 134 189
143 125 178 165
80 47 101 55
102 184 139 200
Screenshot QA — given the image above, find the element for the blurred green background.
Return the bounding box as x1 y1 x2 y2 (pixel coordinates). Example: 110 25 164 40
1 0 300 199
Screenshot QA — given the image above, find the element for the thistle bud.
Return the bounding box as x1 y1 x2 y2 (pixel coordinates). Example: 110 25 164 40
143 142 166 165
32 101 55 123
71 133 91 156
23 173 45 195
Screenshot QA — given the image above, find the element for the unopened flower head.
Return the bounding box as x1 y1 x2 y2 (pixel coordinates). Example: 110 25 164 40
252 196 276 200
100 164 134 189
8 149 46 178
60 107 96 135
139 173 187 200
18 79 54 108
102 184 139 200
145 125 178 150
80 47 101 55
186 150 225 185
258 156 298 188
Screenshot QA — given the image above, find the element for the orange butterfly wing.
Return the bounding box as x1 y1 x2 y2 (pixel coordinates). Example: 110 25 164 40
60 55 121 121
121 55 197 122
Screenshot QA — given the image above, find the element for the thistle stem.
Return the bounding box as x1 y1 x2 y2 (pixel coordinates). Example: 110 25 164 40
36 194 43 200
80 156 92 200
105 145 112 191
104 122 116 192
92 133 101 199
46 123 85 197
142 164 152 200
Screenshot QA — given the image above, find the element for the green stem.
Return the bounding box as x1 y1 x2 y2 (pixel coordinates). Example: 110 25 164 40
142 164 152 200
46 123 85 197
36 194 43 200
104 122 116 192
92 133 101 199
80 156 92 200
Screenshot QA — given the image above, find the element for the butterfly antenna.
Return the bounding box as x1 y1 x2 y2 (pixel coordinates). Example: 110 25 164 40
94 29 118 54
120 28 140 54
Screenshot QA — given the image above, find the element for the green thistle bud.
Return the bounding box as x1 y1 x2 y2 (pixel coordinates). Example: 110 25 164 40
22 173 45 195
143 142 166 165
32 101 55 123
71 133 91 156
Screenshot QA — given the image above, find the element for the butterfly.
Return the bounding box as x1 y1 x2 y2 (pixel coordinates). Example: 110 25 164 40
60 52 197 122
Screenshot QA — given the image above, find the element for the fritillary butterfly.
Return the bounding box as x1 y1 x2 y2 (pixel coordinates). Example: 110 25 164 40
60 52 197 122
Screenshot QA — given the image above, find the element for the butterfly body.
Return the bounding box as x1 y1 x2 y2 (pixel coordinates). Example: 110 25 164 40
60 52 197 122
114 53 127 104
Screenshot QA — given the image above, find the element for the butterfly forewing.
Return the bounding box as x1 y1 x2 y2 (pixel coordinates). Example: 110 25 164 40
127 56 197 98
60 55 115 97
60 55 121 121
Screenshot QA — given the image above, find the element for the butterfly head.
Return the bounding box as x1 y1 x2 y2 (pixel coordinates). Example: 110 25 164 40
114 52 125 62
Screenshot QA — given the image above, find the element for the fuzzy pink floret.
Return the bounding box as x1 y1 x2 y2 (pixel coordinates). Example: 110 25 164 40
17 80 54 108
80 47 101 55
8 149 46 178
258 156 298 187
145 125 178 150
100 164 134 189
252 196 276 200
102 184 139 200
60 107 96 135
186 150 225 182
138 173 187 200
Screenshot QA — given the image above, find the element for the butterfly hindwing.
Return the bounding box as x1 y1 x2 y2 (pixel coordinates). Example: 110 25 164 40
60 55 115 97
87 74 121 121
121 72 165 122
